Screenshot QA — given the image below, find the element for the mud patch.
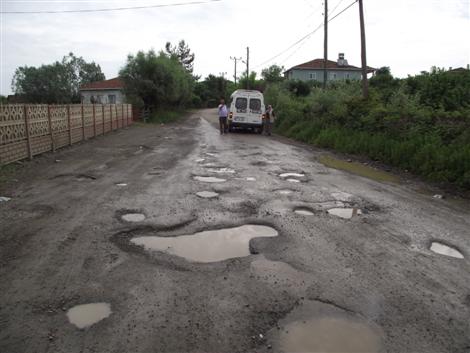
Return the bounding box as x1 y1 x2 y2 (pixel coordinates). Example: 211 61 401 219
327 208 362 219
194 176 226 183
196 191 219 199
130 225 278 263
430 241 464 259
66 303 111 329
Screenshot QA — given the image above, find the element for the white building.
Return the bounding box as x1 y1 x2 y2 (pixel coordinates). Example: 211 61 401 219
80 77 126 104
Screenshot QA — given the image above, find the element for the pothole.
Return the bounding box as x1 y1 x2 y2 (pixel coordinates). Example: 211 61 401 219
76 174 97 181
277 189 294 195
294 208 315 216
116 183 128 187
66 303 111 329
287 178 301 183
280 172 305 178
430 242 464 259
246 177 256 181
193 176 226 183
121 213 146 222
195 158 206 163
130 225 278 263
279 316 381 353
331 192 354 202
196 191 219 199
327 208 362 219
205 152 218 157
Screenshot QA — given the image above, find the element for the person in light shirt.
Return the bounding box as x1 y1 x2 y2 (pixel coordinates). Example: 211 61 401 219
218 98 228 135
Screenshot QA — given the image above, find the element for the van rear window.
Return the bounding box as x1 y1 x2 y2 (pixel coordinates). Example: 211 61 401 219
249 99 261 112
235 98 247 110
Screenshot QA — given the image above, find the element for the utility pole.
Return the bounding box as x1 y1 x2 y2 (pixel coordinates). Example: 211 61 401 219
358 0 369 98
323 0 328 89
230 56 242 85
246 47 250 90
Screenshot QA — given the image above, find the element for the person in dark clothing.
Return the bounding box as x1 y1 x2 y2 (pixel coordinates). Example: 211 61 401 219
264 105 275 136
218 99 228 135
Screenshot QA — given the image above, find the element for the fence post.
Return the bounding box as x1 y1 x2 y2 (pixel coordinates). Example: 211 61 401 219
115 104 119 129
122 104 125 127
23 105 33 160
81 104 85 141
93 104 96 137
110 105 114 130
102 105 105 134
47 105 55 152
67 105 72 145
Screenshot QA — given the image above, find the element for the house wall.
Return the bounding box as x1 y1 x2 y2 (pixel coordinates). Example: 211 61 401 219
286 69 362 82
80 89 125 104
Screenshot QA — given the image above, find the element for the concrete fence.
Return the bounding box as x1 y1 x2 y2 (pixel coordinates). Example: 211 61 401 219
0 104 133 165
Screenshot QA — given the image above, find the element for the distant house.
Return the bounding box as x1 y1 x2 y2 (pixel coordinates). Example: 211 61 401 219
80 77 126 104
285 53 375 82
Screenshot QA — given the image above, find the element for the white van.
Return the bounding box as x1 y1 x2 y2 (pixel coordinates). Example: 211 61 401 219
228 90 265 133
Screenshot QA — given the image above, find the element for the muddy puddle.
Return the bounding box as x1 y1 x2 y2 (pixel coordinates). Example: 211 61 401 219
206 168 236 174
193 176 226 183
280 172 305 178
246 177 256 181
277 189 295 195
287 178 301 183
430 242 464 259
130 225 278 263
121 213 146 222
66 303 111 329
116 183 128 187
294 208 315 216
279 316 381 353
196 191 219 199
328 208 362 219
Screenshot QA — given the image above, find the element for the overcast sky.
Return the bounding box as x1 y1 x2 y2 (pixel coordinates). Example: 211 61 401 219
0 0 469 95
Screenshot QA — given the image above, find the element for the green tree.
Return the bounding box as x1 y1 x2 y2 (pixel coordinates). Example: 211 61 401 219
261 65 285 83
12 53 105 104
119 49 193 109
165 40 195 73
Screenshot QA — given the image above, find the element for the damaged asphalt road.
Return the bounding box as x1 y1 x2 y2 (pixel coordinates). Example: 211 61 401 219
0 109 469 353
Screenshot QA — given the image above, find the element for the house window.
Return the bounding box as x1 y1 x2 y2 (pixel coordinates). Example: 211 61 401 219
346 73 350 79
330 73 337 80
309 72 316 80
108 94 116 104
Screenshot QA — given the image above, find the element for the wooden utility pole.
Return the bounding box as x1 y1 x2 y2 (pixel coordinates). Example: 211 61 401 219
246 47 250 90
358 0 369 98
323 0 328 89
230 56 242 85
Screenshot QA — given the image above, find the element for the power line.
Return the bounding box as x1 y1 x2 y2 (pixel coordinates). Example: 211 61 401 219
1 0 221 14
253 0 357 69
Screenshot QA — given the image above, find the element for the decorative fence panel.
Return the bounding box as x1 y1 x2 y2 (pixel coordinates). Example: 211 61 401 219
0 104 133 165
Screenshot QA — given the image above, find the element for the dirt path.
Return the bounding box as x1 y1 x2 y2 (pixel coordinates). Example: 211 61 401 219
1 110 469 353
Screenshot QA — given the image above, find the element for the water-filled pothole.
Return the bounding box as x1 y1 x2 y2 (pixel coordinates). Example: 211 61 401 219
279 316 381 353
206 168 236 174
430 242 464 259
196 191 219 199
246 177 256 181
193 176 226 183
121 213 146 222
328 208 362 219
294 208 314 216
66 303 111 329
116 183 128 187
287 178 301 183
280 172 305 178
130 225 278 263
278 189 294 195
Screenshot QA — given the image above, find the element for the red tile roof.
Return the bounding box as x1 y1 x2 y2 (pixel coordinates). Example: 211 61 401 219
80 77 124 91
286 59 375 73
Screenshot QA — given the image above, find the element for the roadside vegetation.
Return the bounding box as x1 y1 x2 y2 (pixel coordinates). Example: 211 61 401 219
263 67 470 189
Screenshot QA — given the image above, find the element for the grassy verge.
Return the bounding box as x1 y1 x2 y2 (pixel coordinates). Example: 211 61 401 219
148 110 188 124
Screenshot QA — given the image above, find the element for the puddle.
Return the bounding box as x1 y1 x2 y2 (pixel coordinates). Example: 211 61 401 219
206 168 236 174
327 208 362 219
278 189 294 195
193 176 226 183
121 213 146 222
66 303 111 329
205 152 218 157
116 183 128 187
0 196 11 202
279 317 381 353
287 178 301 183
280 173 305 178
196 191 219 199
195 158 206 163
130 225 278 263
294 208 314 216
430 242 464 259
246 177 256 181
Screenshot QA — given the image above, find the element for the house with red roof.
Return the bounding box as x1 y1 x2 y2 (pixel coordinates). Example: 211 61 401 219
284 53 375 82
80 77 126 104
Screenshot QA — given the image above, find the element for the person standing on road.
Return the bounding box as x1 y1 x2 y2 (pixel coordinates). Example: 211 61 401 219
218 98 228 135
264 105 275 136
